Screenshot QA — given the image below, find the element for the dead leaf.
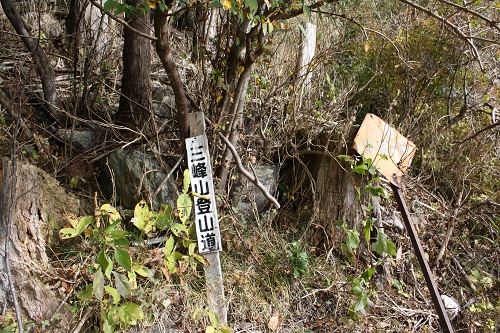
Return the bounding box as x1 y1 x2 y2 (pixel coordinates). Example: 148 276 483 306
268 312 282 331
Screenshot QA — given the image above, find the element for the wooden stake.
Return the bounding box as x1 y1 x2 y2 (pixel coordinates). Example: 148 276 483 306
188 111 227 325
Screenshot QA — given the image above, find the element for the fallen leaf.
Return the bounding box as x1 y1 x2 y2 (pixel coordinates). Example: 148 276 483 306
268 312 282 331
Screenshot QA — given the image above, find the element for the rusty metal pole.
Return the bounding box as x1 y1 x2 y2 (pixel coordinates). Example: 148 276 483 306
391 183 454 333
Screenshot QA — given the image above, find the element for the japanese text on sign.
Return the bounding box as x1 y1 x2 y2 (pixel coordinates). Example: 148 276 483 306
186 135 222 253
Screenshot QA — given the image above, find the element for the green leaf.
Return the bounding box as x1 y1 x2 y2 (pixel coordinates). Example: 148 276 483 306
133 265 150 277
303 4 311 18
353 164 368 174
93 268 105 301
182 169 191 194
177 193 192 223
353 294 369 313
113 271 132 297
108 230 128 240
372 231 396 256
103 0 116 12
97 249 109 275
337 154 352 162
119 302 144 325
164 235 175 256
59 227 78 239
210 0 223 9
76 215 94 234
156 205 174 230
113 237 129 247
114 248 132 272
171 223 187 237
206 326 216 333
345 228 360 252
104 286 121 305
100 204 121 222
77 284 93 300
361 268 375 280
208 311 219 326
133 200 155 234
245 0 258 11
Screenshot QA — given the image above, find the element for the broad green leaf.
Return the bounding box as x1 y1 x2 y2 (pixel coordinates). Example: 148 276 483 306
164 235 175 256
133 265 150 277
114 248 132 272
76 216 94 234
100 204 121 222
119 302 144 325
156 205 174 230
361 268 375 280
97 249 109 274
59 227 78 239
353 164 368 174
372 231 396 256
113 237 129 247
104 286 121 305
108 230 129 241
245 0 258 12
103 0 116 12
93 268 105 301
303 4 311 18
77 284 93 300
113 271 132 297
345 228 360 252
385 239 397 256
133 200 155 234
177 193 192 223
188 242 196 256
171 223 187 237
208 311 219 326
210 0 223 9
353 294 369 313
182 169 191 194
337 154 352 162
206 326 216 333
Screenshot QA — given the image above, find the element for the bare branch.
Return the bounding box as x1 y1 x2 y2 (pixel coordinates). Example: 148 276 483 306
89 0 157 41
217 132 280 209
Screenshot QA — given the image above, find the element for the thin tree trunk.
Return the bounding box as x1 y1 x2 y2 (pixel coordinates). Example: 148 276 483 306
118 0 151 131
154 8 190 140
0 0 64 123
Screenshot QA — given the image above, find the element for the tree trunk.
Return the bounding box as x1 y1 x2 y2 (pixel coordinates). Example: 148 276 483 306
118 0 151 131
305 134 364 252
154 7 190 140
0 0 65 123
0 159 78 329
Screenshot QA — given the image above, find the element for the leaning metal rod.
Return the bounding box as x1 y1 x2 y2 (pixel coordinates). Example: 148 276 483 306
390 183 454 333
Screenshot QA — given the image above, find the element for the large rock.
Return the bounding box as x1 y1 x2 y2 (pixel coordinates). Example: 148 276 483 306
229 165 279 215
0 159 77 329
98 146 179 211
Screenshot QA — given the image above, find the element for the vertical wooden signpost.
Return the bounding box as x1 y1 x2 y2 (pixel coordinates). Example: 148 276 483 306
186 112 226 324
353 113 454 333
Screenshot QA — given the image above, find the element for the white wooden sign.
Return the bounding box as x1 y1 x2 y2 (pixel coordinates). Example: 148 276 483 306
186 134 222 253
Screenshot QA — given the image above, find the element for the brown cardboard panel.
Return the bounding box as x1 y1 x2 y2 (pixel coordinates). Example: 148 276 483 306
354 113 416 185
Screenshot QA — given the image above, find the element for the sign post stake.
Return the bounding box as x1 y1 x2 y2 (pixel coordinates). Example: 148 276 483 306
187 111 227 325
354 113 454 333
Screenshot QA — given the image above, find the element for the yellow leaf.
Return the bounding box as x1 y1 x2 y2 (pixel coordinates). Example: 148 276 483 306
364 42 370 52
147 0 156 9
222 0 232 11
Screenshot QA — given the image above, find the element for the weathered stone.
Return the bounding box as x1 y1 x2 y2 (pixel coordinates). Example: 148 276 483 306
229 165 279 215
0 160 77 329
98 145 179 211
152 81 173 119
57 129 95 150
